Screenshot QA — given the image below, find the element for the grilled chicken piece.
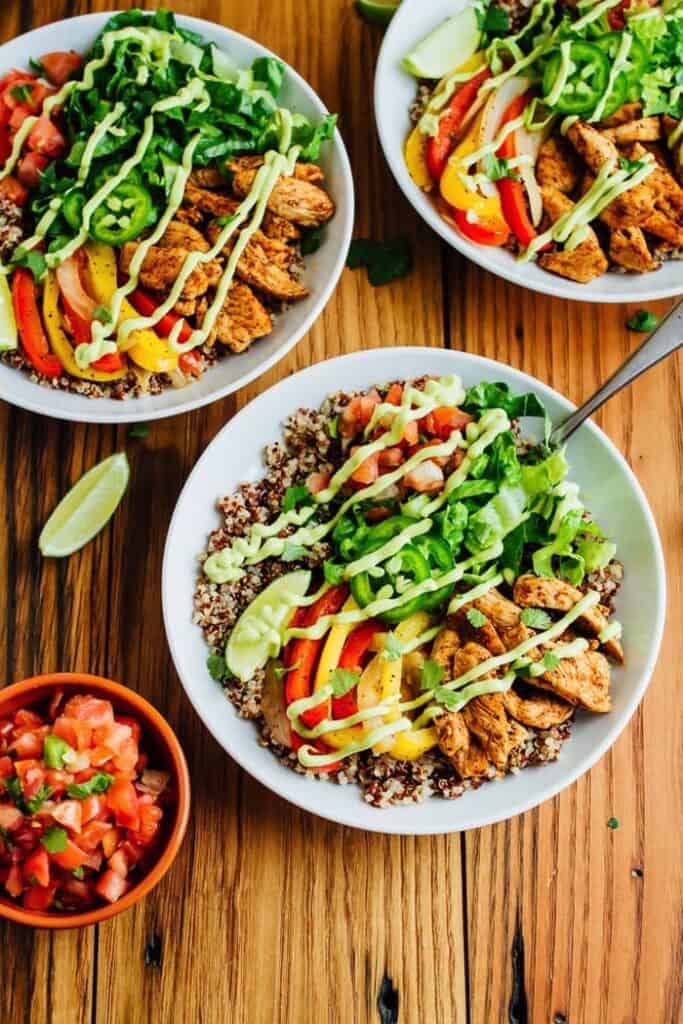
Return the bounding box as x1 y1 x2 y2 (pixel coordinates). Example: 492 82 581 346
452 641 495 680
175 204 205 227
189 167 228 190
462 694 513 771
641 210 683 247
435 711 490 779
173 297 197 317
159 220 210 253
503 683 574 729
471 587 522 629
533 648 612 713
454 607 506 656
599 102 642 129
499 621 532 652
662 116 683 185
536 136 581 193
262 210 302 242
603 117 662 145
214 283 273 353
205 220 308 302
581 170 654 231
431 627 461 679
184 182 237 220
231 168 335 228
119 244 222 300
609 226 660 273
538 187 609 283
567 121 620 174
227 155 325 185
205 219 296 271
512 574 624 662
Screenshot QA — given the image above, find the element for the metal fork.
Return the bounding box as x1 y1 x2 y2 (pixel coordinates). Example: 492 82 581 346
549 298 683 448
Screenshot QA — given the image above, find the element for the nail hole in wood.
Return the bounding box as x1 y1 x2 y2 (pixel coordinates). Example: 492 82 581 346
144 931 162 969
377 971 399 1024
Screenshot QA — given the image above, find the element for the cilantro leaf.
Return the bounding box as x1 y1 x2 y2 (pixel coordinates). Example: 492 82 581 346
420 659 445 691
466 608 488 629
66 773 114 800
281 541 309 562
520 608 552 630
40 826 68 854
382 632 404 662
128 423 150 439
282 483 311 513
539 651 560 673
618 156 644 175
627 309 658 333
72 866 86 880
93 304 113 324
25 783 53 815
207 652 229 681
29 57 44 75
462 382 548 423
432 686 460 710
11 83 34 104
483 153 519 182
10 247 47 282
328 667 360 697
2 776 23 805
481 5 510 36
347 237 413 287
607 816 619 830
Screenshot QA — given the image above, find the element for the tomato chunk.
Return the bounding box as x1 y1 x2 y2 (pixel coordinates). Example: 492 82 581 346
40 51 84 87
107 779 140 831
49 838 88 871
94 869 128 904
27 116 65 158
22 847 50 888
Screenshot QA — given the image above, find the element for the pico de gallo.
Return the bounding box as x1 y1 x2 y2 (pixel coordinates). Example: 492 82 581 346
403 0 683 284
0 691 170 912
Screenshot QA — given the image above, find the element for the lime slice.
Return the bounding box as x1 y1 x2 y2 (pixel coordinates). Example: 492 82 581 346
226 569 312 681
39 452 130 558
355 0 400 27
0 274 17 352
402 7 480 78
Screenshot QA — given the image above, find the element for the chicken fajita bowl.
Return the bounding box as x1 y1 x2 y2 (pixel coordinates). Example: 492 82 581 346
163 349 665 833
0 11 353 422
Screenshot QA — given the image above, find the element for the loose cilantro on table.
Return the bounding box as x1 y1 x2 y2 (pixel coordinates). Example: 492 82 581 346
626 310 659 333
607 816 619 830
347 237 413 287
128 423 150 439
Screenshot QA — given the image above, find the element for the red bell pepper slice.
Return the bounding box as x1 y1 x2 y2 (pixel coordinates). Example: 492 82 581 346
61 293 125 372
453 207 509 246
11 267 63 378
426 67 491 184
284 584 348 728
129 286 192 343
179 350 202 378
332 619 382 720
495 93 551 252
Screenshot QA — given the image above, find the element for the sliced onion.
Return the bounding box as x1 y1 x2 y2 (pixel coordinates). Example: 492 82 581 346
476 76 531 177
56 255 98 323
515 121 551 227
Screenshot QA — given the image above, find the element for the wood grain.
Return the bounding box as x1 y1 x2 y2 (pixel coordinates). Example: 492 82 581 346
0 2 681 1023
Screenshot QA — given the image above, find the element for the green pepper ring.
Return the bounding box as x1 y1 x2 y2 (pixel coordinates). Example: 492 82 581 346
62 190 86 231
350 544 432 624
417 534 456 611
593 32 648 86
542 41 610 116
89 181 154 247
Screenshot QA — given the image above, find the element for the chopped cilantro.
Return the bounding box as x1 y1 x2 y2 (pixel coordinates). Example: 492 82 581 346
128 423 150 439
281 541 309 562
539 651 560 673
66 773 114 800
433 686 459 710
10 247 47 282
607 816 619 830
382 632 403 662
282 483 311 513
480 4 510 35
3 776 23 805
420 659 445 691
626 309 659 333
40 826 68 854
347 237 413 287
25 783 53 815
618 156 644 175
328 667 360 697
72 866 86 880
520 608 552 630
482 153 519 182
10 83 34 104
466 608 488 629
323 559 345 585
43 734 73 770
207 652 229 681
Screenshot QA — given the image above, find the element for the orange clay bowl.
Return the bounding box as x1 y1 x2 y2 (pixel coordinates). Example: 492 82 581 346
0 673 190 929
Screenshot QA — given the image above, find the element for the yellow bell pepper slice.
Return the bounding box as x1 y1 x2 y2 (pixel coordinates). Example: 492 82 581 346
405 126 432 191
42 271 126 383
388 727 438 761
374 612 433 753
84 242 179 373
313 597 363 694
439 110 508 231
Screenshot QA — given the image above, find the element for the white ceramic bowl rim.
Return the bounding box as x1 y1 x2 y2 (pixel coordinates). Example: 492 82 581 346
0 12 354 423
162 347 666 835
374 0 683 304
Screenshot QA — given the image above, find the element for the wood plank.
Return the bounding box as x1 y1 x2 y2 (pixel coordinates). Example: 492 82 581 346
448 265 683 1024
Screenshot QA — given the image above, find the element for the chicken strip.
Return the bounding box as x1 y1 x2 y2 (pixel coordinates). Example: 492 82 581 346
512 574 624 662
503 683 574 729
580 170 653 230
538 187 609 283
227 155 325 185
533 649 612 713
431 627 461 679
205 220 308 302
183 182 237 220
453 641 495 680
173 297 197 317
205 218 296 271
159 220 210 253
609 226 660 273
119 244 222 300
536 135 581 193
262 210 302 242
189 167 228 190
471 587 522 630
231 168 336 228
641 209 683 247
462 694 512 771
567 120 620 174
599 102 642 129
214 282 273 353
602 117 662 145
435 711 490 779
662 116 683 185
453 606 506 656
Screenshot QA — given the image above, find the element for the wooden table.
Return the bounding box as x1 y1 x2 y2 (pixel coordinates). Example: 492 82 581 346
1 2 681 1022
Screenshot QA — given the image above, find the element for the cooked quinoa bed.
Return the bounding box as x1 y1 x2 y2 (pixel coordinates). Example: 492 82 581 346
193 381 624 808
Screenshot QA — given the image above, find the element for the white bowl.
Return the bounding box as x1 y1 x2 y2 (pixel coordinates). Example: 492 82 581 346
0 13 354 423
375 0 683 304
162 347 665 834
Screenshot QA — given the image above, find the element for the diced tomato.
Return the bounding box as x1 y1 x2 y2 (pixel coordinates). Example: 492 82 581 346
378 446 404 469
385 383 403 405
80 795 107 825
5 863 23 898
88 746 114 768
423 406 473 441
350 449 380 486
44 769 73 798
8 104 31 131
306 470 331 495
0 70 34 93
9 729 45 759
60 878 93 908
112 739 139 773
0 804 24 832
53 716 92 751
23 882 57 911
114 716 141 743
76 820 111 852
94 869 128 904
107 780 140 831
27 116 65 158
40 51 84 87
0 756 13 778
401 419 419 446
101 827 122 859
83 850 103 872
108 848 129 878
49 838 88 871
339 389 382 439
135 803 163 846
403 459 445 493
1 75 36 109
51 799 82 834
22 846 50 887
17 151 49 190
63 695 114 729
120 839 143 866
92 721 132 756
14 709 43 729
19 765 47 801
0 175 28 207
178 350 202 378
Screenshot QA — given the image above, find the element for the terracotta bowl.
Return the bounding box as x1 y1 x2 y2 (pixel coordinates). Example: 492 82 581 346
0 673 190 929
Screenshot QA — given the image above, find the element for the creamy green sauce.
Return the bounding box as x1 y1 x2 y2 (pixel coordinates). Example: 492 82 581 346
447 572 503 614
590 33 633 124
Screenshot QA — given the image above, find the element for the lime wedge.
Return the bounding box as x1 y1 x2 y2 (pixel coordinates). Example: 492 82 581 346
226 569 312 681
39 452 130 558
355 0 400 27
402 8 480 78
0 274 17 351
